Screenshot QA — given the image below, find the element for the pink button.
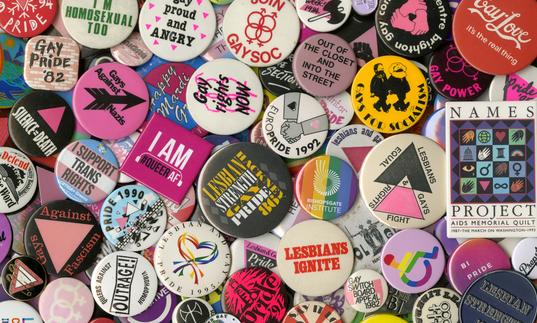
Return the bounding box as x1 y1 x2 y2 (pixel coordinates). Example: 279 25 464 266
73 62 149 140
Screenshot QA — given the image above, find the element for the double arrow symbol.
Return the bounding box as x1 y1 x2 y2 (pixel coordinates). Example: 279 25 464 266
84 88 146 111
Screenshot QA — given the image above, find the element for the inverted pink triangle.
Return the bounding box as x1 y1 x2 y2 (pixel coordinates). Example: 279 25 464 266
35 219 93 273
148 2 155 9
37 106 65 133
342 146 373 173
374 186 424 219
479 180 491 191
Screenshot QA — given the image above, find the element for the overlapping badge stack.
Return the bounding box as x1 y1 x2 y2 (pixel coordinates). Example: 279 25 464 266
0 0 536 322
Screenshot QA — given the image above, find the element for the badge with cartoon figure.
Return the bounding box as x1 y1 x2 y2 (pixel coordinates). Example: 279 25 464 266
351 56 428 134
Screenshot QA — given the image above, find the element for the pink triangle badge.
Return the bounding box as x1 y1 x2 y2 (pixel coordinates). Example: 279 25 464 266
37 106 65 133
35 218 93 273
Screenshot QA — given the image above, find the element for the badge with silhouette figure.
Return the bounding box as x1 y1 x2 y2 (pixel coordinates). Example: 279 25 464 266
351 56 429 134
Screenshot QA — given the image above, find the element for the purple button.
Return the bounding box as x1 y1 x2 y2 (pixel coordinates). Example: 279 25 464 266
433 217 458 256
293 34 357 97
0 215 11 263
381 229 445 294
448 239 511 294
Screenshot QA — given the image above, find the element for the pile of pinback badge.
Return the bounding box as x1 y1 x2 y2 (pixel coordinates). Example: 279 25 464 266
0 0 536 322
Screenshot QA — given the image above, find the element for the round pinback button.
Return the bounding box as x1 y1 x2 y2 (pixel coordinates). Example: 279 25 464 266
0 0 57 38
39 277 94 323
91 251 158 317
55 139 119 204
139 0 216 62
206 313 241 323
1 256 47 301
0 147 37 213
223 0 300 67
154 222 231 297
352 0 377 16
293 288 357 323
428 42 493 101
0 35 31 109
512 238 537 279
24 200 103 277
164 186 197 228
489 65 537 101
344 269 388 313
0 300 43 323
412 287 460 323
73 62 149 139
295 155 358 220
186 58 264 135
111 32 153 67
351 56 429 134
453 0 537 75
262 92 329 159
259 53 301 96
359 134 445 229
23 35 80 91
362 314 406 323
284 301 343 323
9 91 75 157
229 233 280 274
198 142 293 238
100 185 167 252
172 298 215 323
318 92 354 130
460 270 537 323
0 214 11 263
332 198 398 272
293 34 357 97
381 229 445 294
295 0 352 32
277 220 354 297
223 267 288 322
375 0 450 58
129 285 179 323
326 124 384 175
447 238 511 295
61 0 138 49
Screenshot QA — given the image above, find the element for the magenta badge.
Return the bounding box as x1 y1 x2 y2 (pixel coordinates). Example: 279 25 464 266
121 114 213 204
224 267 288 323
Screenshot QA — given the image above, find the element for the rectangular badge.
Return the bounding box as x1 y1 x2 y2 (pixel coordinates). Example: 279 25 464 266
121 114 213 204
446 101 537 238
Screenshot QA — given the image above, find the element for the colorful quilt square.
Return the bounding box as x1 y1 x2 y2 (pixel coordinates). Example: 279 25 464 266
450 119 535 204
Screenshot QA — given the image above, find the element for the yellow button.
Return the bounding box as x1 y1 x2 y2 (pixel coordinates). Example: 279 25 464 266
362 314 408 323
351 55 429 134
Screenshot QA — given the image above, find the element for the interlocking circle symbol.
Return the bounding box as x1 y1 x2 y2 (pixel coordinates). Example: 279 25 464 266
173 233 219 285
445 46 479 80
245 9 277 47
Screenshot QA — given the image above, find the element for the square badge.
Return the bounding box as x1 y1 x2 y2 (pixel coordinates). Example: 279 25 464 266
446 101 536 238
24 36 79 91
121 114 213 204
